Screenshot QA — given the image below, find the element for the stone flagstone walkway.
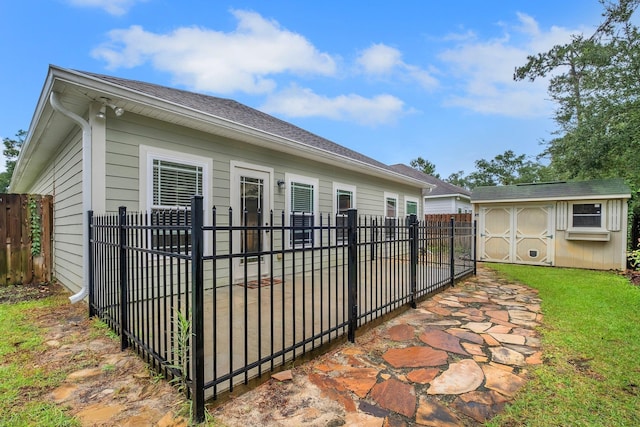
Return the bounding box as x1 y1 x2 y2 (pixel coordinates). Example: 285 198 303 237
214 266 543 426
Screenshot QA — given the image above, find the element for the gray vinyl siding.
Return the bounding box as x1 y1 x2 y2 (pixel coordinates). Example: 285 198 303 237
424 197 471 215
105 113 422 217
27 129 84 293
102 113 421 288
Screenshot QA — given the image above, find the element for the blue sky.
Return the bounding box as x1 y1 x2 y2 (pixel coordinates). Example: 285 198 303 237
0 1 605 176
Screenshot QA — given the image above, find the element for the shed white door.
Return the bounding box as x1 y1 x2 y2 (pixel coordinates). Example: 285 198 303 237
479 205 554 266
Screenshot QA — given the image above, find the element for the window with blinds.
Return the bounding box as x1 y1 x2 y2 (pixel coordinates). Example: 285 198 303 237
290 181 314 246
153 159 203 207
572 203 602 228
151 159 203 251
385 195 397 240
336 189 353 243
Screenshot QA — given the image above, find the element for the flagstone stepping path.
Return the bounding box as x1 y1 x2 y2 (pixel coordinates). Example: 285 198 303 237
213 267 543 426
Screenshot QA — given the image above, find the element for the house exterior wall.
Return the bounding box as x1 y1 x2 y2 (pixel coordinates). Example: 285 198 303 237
26 128 84 293
104 113 422 217
424 197 471 214
475 198 628 271
92 112 422 289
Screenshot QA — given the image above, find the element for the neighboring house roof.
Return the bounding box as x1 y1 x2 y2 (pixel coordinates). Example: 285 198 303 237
471 178 632 203
11 65 427 192
389 164 470 199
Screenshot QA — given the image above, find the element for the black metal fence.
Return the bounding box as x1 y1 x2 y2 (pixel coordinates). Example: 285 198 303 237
88 196 476 422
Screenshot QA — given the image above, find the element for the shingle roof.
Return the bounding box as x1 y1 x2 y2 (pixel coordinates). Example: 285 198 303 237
80 70 397 173
389 164 471 197
471 178 631 202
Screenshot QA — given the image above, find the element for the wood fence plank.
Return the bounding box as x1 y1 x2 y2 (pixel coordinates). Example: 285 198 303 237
22 195 34 285
0 194 6 285
0 194 53 285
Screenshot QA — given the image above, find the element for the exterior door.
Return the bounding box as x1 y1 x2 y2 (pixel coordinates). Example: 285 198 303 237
480 205 554 266
232 165 271 282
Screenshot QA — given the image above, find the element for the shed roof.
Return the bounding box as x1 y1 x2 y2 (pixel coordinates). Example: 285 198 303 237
471 178 631 203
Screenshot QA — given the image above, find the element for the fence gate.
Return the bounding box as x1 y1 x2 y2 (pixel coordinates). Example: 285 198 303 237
0 194 53 285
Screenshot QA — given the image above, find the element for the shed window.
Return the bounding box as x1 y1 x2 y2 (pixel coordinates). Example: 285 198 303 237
572 203 602 228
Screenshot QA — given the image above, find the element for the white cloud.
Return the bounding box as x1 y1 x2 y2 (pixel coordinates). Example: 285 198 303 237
357 43 438 90
92 10 337 94
357 43 403 74
66 0 147 16
437 13 581 117
261 85 406 126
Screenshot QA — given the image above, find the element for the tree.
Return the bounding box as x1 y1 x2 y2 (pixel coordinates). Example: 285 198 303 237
465 150 548 187
446 170 471 189
515 0 640 212
0 130 26 193
409 157 440 178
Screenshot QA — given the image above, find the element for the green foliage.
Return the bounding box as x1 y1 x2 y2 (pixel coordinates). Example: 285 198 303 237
0 130 26 193
515 0 640 213
445 170 470 189
0 298 79 426
28 196 42 256
167 309 192 394
486 263 640 426
409 157 440 178
412 150 550 190
628 247 640 268
466 149 550 187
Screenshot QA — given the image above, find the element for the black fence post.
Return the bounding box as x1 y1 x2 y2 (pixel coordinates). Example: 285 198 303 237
409 214 417 309
118 206 129 351
473 219 478 276
449 216 455 287
190 196 205 424
347 208 358 343
88 210 95 318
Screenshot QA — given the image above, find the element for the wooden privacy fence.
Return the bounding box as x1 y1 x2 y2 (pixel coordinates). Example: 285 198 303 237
0 194 52 285
425 213 472 223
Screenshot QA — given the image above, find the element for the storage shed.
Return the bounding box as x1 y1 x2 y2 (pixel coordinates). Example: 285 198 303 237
472 179 631 270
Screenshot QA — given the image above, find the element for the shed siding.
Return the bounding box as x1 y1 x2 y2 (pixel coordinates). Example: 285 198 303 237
26 129 84 293
475 198 628 271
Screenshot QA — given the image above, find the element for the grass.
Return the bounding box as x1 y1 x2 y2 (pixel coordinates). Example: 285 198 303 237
485 264 640 427
0 291 80 427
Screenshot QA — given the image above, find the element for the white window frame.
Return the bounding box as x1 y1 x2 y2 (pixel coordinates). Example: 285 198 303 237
333 182 357 245
405 196 419 218
384 192 398 240
568 200 606 231
286 173 319 248
139 145 213 253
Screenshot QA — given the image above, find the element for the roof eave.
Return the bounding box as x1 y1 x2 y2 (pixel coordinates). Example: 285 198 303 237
42 66 428 189
424 193 471 200
9 68 57 193
472 193 632 204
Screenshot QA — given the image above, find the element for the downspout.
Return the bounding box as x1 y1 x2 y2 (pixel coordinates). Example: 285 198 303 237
49 92 92 303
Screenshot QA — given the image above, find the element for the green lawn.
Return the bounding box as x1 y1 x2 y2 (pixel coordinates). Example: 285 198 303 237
485 264 640 427
0 290 80 427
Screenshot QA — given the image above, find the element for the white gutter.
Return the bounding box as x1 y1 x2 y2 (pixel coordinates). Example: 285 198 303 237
49 92 92 304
